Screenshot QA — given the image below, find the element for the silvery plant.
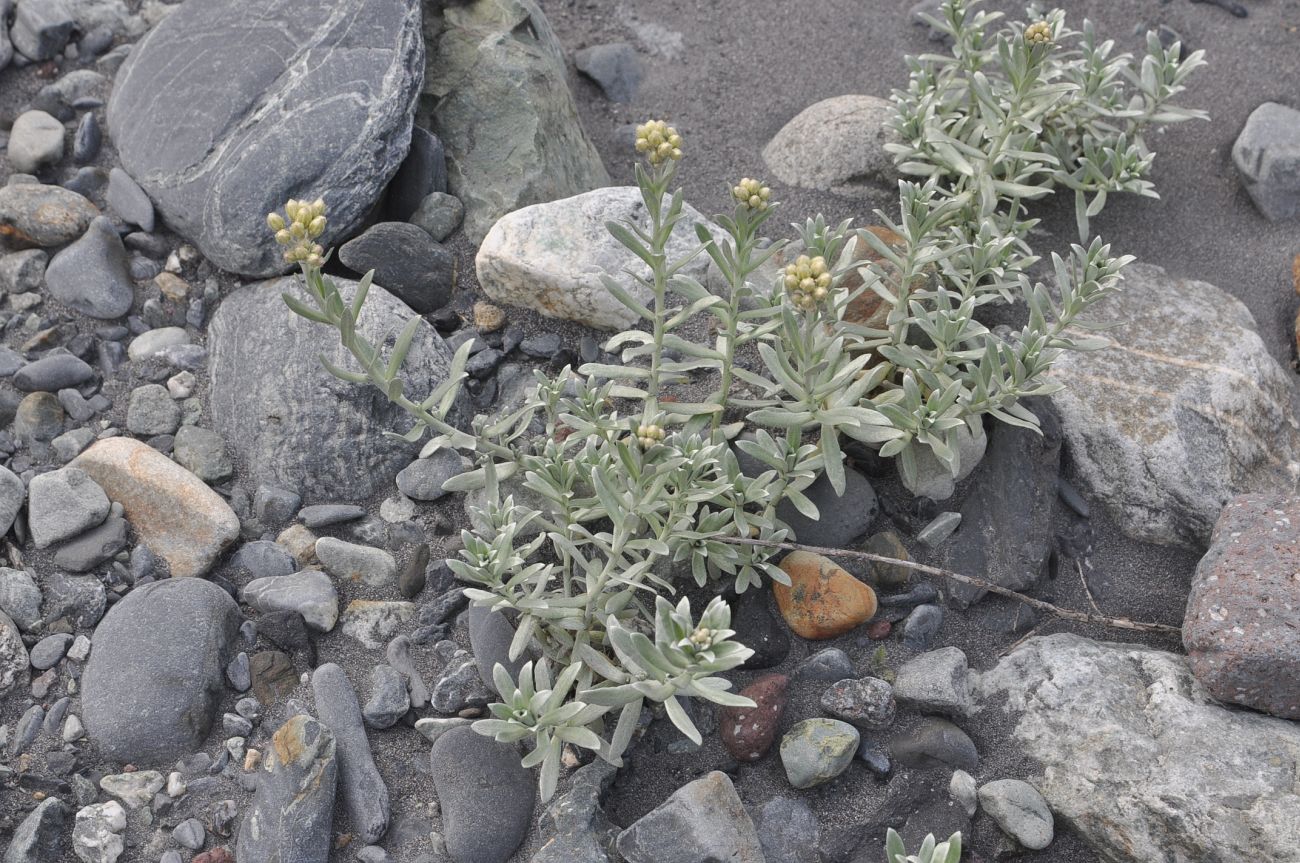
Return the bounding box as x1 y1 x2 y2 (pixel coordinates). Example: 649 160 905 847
267 2 1205 799
842 0 1206 487
886 829 961 863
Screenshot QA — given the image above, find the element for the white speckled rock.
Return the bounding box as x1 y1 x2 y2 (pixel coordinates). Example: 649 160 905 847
762 95 900 196
475 187 718 331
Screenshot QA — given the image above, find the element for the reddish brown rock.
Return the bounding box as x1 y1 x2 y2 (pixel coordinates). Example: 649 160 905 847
721 674 788 762
774 551 878 640
1183 494 1300 719
840 226 908 330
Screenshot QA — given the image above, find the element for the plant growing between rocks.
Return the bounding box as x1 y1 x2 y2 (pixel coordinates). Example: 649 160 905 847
268 0 1204 800
886 828 961 863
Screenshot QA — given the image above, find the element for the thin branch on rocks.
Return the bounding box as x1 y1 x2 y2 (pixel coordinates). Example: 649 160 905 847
719 536 1184 637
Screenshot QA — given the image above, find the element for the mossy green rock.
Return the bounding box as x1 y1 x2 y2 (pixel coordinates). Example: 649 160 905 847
779 718 860 789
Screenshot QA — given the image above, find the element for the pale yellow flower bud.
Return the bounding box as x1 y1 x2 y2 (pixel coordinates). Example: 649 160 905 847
275 229 292 245
267 213 286 232
308 216 326 238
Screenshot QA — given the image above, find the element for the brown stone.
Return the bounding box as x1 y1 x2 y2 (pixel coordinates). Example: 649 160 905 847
1183 494 1300 719
276 524 318 566
154 272 190 301
0 183 100 247
194 848 234 863
13 392 63 442
839 226 921 330
863 530 912 589
72 438 239 577
251 650 298 705
473 301 505 332
720 674 788 762
774 550 877 639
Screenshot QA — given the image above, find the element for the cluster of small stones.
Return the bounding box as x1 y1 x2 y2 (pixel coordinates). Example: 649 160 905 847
2 2 1299 863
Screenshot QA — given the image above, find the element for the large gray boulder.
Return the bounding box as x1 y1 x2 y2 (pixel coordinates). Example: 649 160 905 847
81 578 242 765
421 0 608 243
106 0 424 277
1049 264 1300 547
974 634 1300 862
476 187 715 331
207 277 465 501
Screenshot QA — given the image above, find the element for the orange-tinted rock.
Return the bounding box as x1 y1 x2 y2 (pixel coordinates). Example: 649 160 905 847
840 226 915 330
774 551 877 639
71 437 239 577
721 674 788 762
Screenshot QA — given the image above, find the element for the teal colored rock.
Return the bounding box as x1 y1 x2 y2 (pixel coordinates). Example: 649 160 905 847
779 718 859 789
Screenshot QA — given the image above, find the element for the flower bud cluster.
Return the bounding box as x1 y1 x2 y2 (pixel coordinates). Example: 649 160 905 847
731 177 771 212
686 626 717 650
634 423 666 448
268 198 327 267
784 254 832 310
634 120 683 165
1024 20 1052 46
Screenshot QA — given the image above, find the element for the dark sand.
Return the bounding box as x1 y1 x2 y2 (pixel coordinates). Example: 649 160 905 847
1 0 1297 860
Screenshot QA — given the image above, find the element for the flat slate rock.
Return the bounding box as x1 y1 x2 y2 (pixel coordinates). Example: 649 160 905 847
81 578 242 765
207 277 465 501
106 0 424 277
237 714 337 863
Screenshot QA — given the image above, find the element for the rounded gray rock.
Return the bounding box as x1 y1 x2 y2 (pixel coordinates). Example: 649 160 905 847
430 725 535 863
310 663 389 843
27 467 110 549
978 779 1054 850
81 578 242 765
338 222 454 314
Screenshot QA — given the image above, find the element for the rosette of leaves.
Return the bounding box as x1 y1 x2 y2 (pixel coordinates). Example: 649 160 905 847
885 829 962 863
833 0 1206 488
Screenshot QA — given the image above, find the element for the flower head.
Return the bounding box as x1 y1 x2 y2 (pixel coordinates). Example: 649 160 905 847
1024 20 1052 46
268 198 327 268
635 423 666 448
635 120 683 165
783 254 832 311
732 177 771 212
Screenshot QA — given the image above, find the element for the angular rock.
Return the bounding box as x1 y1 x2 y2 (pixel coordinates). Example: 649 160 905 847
819 676 896 730
208 277 465 501
27 467 110 549
0 611 29 696
251 650 298 705
430 725 535 863
315 537 396 587
476 186 712 331
615 771 764 863
892 647 971 716
890 717 978 771
236 714 337 863
241 570 339 632
125 383 181 435
431 652 492 714
311 664 389 843
0 249 48 293
978 779 1054 850
974 633 1300 862
173 426 234 483
944 401 1059 606
1049 264 1300 546
422 0 608 243
362 664 409 729
1183 494 1300 719
72 437 239 577
106 168 154 232
762 95 900 196
338 222 454 314
4 796 71 862
0 183 99 247
82 578 242 765
0 567 41 631
574 42 642 102
756 796 819 863
106 0 424 277
395 449 460 501
774 550 877 639
8 111 65 174
409 191 463 242
11 0 75 61
720 673 788 762
72 801 125 863
1232 101 1300 221
44 216 135 319
99 771 164 809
